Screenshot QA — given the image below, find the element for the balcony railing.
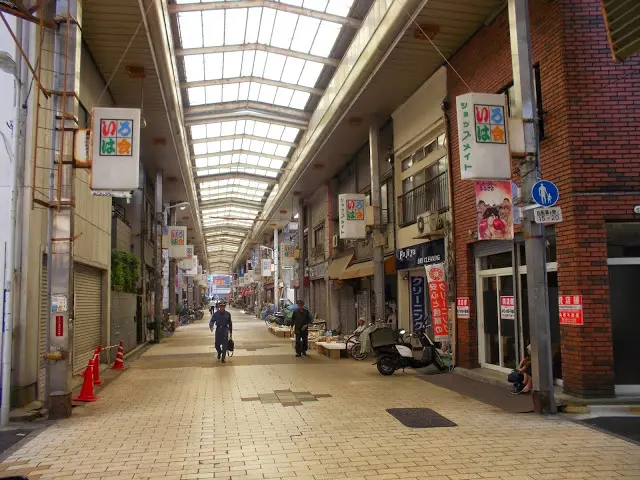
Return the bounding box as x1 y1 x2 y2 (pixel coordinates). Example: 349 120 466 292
397 171 449 227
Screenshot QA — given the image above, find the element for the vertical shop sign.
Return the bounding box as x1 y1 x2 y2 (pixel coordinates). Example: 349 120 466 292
168 226 187 259
281 242 295 267
410 277 426 332
338 194 366 239
162 249 169 310
475 180 514 240
261 259 272 276
425 263 449 341
499 296 515 320
456 297 470 319
91 107 141 191
559 295 583 325
456 93 510 180
55 316 64 337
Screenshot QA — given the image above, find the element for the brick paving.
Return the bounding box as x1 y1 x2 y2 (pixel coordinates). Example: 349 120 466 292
2 309 639 480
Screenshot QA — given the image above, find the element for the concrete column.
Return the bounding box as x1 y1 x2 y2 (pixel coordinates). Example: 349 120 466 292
274 228 279 304
369 124 385 322
154 170 162 342
45 0 81 419
297 197 305 303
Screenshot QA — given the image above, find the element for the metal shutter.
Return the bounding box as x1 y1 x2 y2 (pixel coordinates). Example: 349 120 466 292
74 264 103 373
38 255 47 401
314 280 327 321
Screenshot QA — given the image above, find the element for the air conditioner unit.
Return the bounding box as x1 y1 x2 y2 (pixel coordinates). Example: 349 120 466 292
332 234 343 249
417 211 440 234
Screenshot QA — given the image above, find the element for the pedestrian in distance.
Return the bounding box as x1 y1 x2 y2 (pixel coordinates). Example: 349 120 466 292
292 300 312 357
210 301 233 363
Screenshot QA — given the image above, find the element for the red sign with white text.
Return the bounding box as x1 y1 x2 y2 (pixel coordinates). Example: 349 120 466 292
456 297 470 319
55 315 64 337
426 264 449 341
559 295 583 326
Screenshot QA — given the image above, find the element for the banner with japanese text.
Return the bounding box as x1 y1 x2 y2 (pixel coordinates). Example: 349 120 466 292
410 277 426 333
168 226 187 259
425 263 449 341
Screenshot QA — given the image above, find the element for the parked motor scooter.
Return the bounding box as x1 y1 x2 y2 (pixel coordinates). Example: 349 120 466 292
371 326 447 375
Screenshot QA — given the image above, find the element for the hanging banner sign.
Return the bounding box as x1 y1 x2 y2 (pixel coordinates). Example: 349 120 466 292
162 249 170 310
261 259 272 276
396 238 445 271
168 226 187 259
281 242 295 267
456 297 470 319
338 194 366 239
499 296 515 320
456 93 511 180
475 180 514 240
180 245 195 270
559 295 583 326
90 107 141 191
425 263 449 341
410 276 426 333
186 255 199 277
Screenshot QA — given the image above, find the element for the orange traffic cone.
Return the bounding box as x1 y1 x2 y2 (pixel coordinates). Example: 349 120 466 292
112 340 125 370
93 347 103 386
73 357 98 402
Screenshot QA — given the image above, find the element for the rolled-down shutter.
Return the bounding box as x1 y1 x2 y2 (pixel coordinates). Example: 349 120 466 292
38 255 47 401
314 280 327 321
74 264 103 373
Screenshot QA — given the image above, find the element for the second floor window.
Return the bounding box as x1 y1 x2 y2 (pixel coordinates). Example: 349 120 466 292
313 224 325 248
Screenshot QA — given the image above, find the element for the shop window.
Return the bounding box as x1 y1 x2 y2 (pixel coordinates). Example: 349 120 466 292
480 251 512 270
313 223 325 248
400 134 446 172
504 64 545 140
362 179 393 225
606 222 640 257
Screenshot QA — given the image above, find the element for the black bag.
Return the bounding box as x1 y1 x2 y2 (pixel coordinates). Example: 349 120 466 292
508 370 523 384
227 338 235 356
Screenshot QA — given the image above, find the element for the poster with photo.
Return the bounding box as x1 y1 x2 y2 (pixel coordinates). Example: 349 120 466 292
474 180 514 240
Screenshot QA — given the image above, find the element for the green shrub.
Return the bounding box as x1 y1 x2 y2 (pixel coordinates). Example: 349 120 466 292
111 249 141 294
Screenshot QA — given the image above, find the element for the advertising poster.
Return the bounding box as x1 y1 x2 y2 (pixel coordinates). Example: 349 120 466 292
425 263 449 341
410 276 426 333
499 296 515 320
456 297 470 319
475 180 514 240
559 295 583 326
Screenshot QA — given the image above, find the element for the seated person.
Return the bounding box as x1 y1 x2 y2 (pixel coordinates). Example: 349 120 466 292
354 319 367 334
511 344 532 395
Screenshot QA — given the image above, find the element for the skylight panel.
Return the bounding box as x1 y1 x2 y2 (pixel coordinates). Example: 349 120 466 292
248 82 260 101
191 125 206 139
196 158 207 168
281 127 300 142
280 57 305 85
274 87 294 107
204 53 223 79
271 11 298 49
298 61 324 88
311 21 341 57
205 85 222 103
252 51 268 77
262 142 278 155
271 159 285 169
247 155 259 165
223 51 243 78
303 0 329 13
274 145 290 157
266 124 285 140
263 53 287 81
194 144 207 155
221 139 234 151
241 51 255 76
249 139 264 153
238 82 250 100
258 84 277 103
258 157 271 167
225 9 247 45
207 142 221 153
220 121 235 136
235 120 247 134
266 171 278 178
178 12 203 49
184 55 204 82
233 139 243 150
202 10 224 46
245 8 262 43
290 17 320 53
258 8 277 44
197 170 209 176
326 0 353 16
222 83 240 102
282 0 303 7
290 90 310 109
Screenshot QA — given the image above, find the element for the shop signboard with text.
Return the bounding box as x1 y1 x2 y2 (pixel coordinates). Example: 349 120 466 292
456 298 470 319
338 194 366 239
500 296 515 320
410 276 426 333
261 259 272 276
168 226 187 259
396 238 445 271
455 93 511 180
559 295 583 325
425 263 449 341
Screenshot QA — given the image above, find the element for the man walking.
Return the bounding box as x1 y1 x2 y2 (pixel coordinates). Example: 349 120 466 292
292 300 312 357
209 301 233 363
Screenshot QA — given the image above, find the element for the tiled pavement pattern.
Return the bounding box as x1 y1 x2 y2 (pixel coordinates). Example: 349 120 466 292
2 309 640 480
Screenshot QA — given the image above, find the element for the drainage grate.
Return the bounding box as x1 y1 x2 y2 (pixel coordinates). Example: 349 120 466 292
387 408 457 428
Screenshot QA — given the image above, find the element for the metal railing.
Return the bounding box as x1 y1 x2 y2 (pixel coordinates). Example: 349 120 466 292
397 172 449 227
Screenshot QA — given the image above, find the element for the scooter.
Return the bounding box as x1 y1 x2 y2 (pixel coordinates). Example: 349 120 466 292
372 326 448 376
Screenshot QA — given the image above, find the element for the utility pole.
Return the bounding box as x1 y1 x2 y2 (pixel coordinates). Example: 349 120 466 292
508 0 556 414
297 197 305 303
369 123 385 322
154 170 163 343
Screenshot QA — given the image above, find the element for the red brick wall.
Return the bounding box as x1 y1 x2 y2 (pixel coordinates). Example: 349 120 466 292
448 0 640 397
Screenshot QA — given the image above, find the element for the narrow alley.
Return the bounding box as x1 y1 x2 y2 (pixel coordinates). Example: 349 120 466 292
1 309 639 480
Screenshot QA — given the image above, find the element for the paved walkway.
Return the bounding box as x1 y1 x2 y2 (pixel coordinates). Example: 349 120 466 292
2 309 640 480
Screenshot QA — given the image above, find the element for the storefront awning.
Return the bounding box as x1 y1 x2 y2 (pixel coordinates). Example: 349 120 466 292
327 254 354 280
340 256 396 280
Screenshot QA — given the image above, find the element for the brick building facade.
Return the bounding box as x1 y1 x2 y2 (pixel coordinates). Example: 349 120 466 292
448 0 640 397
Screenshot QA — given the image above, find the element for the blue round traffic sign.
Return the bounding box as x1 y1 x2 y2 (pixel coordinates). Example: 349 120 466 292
532 180 559 207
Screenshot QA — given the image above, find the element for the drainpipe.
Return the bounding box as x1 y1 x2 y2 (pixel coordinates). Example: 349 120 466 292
442 98 457 368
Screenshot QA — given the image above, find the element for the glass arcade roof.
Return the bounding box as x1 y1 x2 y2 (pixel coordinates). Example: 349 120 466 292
170 0 359 270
